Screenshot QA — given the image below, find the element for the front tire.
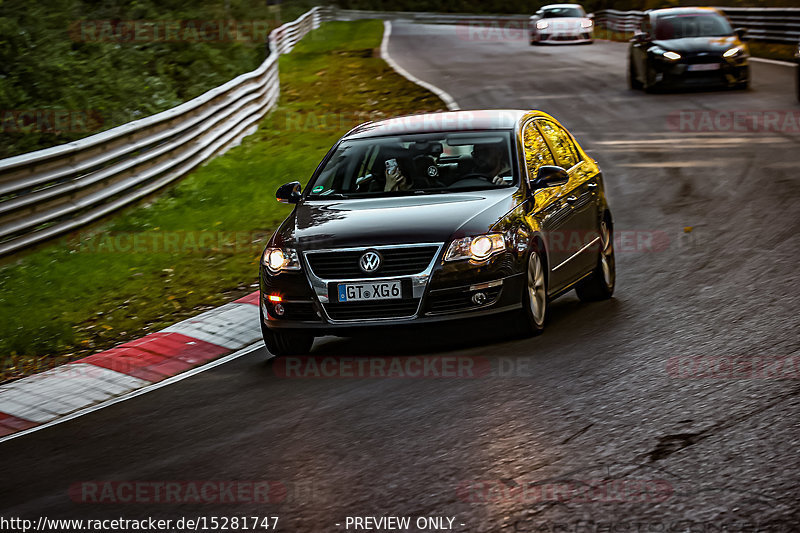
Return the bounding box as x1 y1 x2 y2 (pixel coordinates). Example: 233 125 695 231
796 66 799 102
515 250 548 336
260 309 314 356
575 218 615 302
629 56 643 90
735 67 750 90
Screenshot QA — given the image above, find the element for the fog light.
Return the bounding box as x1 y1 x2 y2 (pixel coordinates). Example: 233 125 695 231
273 303 285 316
472 292 487 305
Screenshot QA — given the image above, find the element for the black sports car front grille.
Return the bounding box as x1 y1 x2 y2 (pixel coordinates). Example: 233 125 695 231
324 299 420 320
305 246 439 279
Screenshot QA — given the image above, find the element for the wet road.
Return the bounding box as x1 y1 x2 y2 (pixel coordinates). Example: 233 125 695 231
1 22 799 532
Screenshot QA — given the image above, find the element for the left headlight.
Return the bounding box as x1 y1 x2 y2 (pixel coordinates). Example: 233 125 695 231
581 19 593 28
262 247 301 274
445 234 506 262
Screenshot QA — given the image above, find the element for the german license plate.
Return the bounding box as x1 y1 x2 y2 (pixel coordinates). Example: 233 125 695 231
688 63 720 71
337 281 402 302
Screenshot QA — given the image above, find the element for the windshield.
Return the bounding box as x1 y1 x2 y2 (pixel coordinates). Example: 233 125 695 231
306 131 516 198
541 7 584 19
653 14 733 39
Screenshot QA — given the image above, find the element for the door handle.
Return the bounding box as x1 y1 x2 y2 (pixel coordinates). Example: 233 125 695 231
564 196 578 203
586 182 598 189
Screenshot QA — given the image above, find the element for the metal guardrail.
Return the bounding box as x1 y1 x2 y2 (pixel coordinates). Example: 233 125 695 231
0 7 330 257
595 7 800 44
334 9 529 25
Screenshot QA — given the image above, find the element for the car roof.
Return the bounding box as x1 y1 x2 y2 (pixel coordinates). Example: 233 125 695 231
542 4 584 9
343 110 541 139
649 7 723 17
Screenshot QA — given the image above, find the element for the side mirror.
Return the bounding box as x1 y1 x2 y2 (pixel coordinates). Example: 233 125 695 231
587 13 594 19
532 166 569 190
734 27 748 41
633 31 650 43
276 181 302 204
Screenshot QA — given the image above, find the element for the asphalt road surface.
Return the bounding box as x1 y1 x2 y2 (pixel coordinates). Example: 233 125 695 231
2 23 799 532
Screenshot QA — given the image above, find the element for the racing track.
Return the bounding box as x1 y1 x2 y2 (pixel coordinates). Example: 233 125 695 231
1 22 799 531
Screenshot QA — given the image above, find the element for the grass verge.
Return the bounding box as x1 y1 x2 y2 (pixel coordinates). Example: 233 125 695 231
0 19 444 382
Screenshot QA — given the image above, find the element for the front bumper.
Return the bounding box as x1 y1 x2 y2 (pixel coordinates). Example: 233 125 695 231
651 56 749 88
260 245 526 335
531 29 593 44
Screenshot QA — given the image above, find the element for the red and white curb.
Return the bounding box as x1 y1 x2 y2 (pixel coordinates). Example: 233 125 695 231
0 292 263 441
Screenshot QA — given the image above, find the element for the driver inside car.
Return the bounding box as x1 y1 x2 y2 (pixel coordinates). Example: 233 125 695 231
472 142 512 186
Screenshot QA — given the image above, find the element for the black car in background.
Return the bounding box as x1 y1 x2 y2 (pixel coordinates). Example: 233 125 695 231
259 110 615 355
629 7 749 92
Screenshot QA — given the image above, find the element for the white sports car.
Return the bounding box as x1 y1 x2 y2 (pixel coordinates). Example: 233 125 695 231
530 4 594 45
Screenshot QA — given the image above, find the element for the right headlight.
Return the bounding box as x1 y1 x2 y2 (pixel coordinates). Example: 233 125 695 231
445 235 506 262
262 247 301 274
723 46 747 59
536 20 549 30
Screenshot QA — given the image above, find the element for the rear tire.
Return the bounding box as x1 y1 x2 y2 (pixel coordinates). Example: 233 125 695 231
515 249 548 336
575 218 615 302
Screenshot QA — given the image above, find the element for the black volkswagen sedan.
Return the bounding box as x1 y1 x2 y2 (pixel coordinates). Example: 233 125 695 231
629 7 749 92
259 110 614 355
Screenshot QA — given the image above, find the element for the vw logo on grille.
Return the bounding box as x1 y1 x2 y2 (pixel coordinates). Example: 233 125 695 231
359 250 382 273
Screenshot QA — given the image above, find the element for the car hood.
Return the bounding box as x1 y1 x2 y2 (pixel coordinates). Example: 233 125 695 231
278 189 520 250
652 35 739 54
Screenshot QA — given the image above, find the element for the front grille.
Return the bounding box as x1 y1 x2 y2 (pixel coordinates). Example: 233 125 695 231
305 246 439 279
426 286 502 314
324 299 420 320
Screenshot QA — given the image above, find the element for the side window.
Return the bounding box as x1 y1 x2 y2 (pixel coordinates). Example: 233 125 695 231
523 121 555 178
641 16 653 35
537 120 580 170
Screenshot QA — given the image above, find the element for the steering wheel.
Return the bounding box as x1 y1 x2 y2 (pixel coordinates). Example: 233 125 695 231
447 173 494 188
